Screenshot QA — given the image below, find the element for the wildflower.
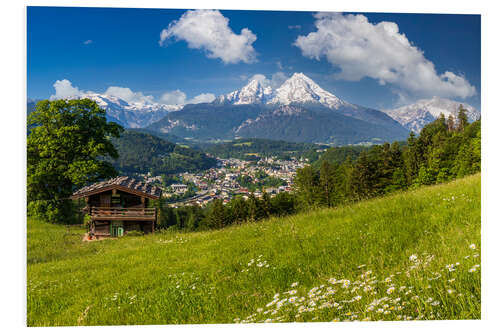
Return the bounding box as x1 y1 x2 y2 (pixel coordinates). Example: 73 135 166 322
431 301 440 306
266 299 277 307
409 254 418 262
387 287 395 294
291 282 299 287
257 308 263 313
289 297 297 303
288 289 297 295
342 280 351 288
445 264 456 272
447 289 455 294
469 244 476 250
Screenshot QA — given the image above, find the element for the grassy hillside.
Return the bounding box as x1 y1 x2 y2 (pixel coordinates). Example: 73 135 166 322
27 174 481 326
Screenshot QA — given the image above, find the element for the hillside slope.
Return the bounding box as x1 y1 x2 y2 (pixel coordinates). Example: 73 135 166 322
27 174 481 326
107 130 216 175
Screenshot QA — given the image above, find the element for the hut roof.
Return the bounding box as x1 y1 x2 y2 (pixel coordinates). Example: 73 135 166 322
71 176 162 200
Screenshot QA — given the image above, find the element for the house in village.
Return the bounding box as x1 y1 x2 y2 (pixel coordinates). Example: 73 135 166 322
71 176 162 239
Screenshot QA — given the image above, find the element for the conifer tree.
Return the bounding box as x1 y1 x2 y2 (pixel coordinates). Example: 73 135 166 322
457 105 468 132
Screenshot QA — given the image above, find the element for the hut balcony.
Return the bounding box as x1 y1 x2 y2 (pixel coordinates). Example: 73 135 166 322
90 207 157 221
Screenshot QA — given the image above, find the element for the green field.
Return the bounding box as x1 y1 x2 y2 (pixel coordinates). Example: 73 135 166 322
27 174 481 326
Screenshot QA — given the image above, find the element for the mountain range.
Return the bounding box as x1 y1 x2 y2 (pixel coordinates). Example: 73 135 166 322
148 73 410 145
28 73 481 144
383 97 481 133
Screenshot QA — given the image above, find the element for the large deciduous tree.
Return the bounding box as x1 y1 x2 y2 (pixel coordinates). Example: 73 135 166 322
27 99 123 223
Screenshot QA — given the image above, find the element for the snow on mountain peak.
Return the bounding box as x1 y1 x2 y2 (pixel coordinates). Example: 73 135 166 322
218 78 273 105
268 72 349 109
216 72 349 109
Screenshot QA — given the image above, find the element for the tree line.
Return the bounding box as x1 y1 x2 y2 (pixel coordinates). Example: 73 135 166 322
293 107 480 209
152 191 298 231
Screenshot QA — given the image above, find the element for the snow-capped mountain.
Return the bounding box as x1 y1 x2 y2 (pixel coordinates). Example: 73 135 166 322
383 97 480 133
268 73 352 109
58 93 182 128
216 79 273 105
216 72 352 110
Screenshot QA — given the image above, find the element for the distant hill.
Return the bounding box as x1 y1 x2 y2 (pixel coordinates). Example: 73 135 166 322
125 128 188 145
108 130 217 175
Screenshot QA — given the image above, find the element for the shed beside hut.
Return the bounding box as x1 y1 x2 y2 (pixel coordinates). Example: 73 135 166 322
71 176 162 238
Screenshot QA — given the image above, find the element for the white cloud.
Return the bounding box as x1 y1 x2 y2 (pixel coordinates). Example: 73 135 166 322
249 74 270 86
83 40 93 45
50 79 214 106
270 72 288 89
248 72 289 89
294 12 476 99
50 79 85 99
160 90 216 105
159 9 257 64
288 25 301 30
159 90 188 105
187 93 216 104
104 86 155 104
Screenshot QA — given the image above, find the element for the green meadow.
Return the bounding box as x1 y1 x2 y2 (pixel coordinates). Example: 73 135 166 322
27 173 481 326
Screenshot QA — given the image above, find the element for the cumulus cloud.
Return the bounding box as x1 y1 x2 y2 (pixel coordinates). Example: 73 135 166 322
160 90 215 105
187 93 216 104
294 13 476 99
248 72 289 89
159 90 188 105
50 79 214 106
104 86 155 104
50 79 85 99
270 72 288 89
159 9 257 64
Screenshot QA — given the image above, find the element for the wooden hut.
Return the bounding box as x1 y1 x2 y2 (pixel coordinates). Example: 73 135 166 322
71 176 162 238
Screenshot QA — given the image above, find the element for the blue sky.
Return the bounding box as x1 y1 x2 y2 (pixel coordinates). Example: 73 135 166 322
27 7 481 109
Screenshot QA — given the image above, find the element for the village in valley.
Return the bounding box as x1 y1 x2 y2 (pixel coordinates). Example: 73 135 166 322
141 155 308 207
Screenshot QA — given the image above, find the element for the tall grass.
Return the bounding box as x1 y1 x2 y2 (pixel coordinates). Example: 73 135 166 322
27 174 480 326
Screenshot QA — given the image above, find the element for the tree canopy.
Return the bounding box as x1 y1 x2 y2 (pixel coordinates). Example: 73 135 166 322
27 99 123 223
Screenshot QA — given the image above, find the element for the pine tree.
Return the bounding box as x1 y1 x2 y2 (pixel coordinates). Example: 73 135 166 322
293 165 321 208
207 199 227 229
261 191 272 218
319 160 336 207
457 105 468 132
447 114 455 132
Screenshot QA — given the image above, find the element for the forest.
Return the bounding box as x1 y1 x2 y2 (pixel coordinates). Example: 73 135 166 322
108 130 217 175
